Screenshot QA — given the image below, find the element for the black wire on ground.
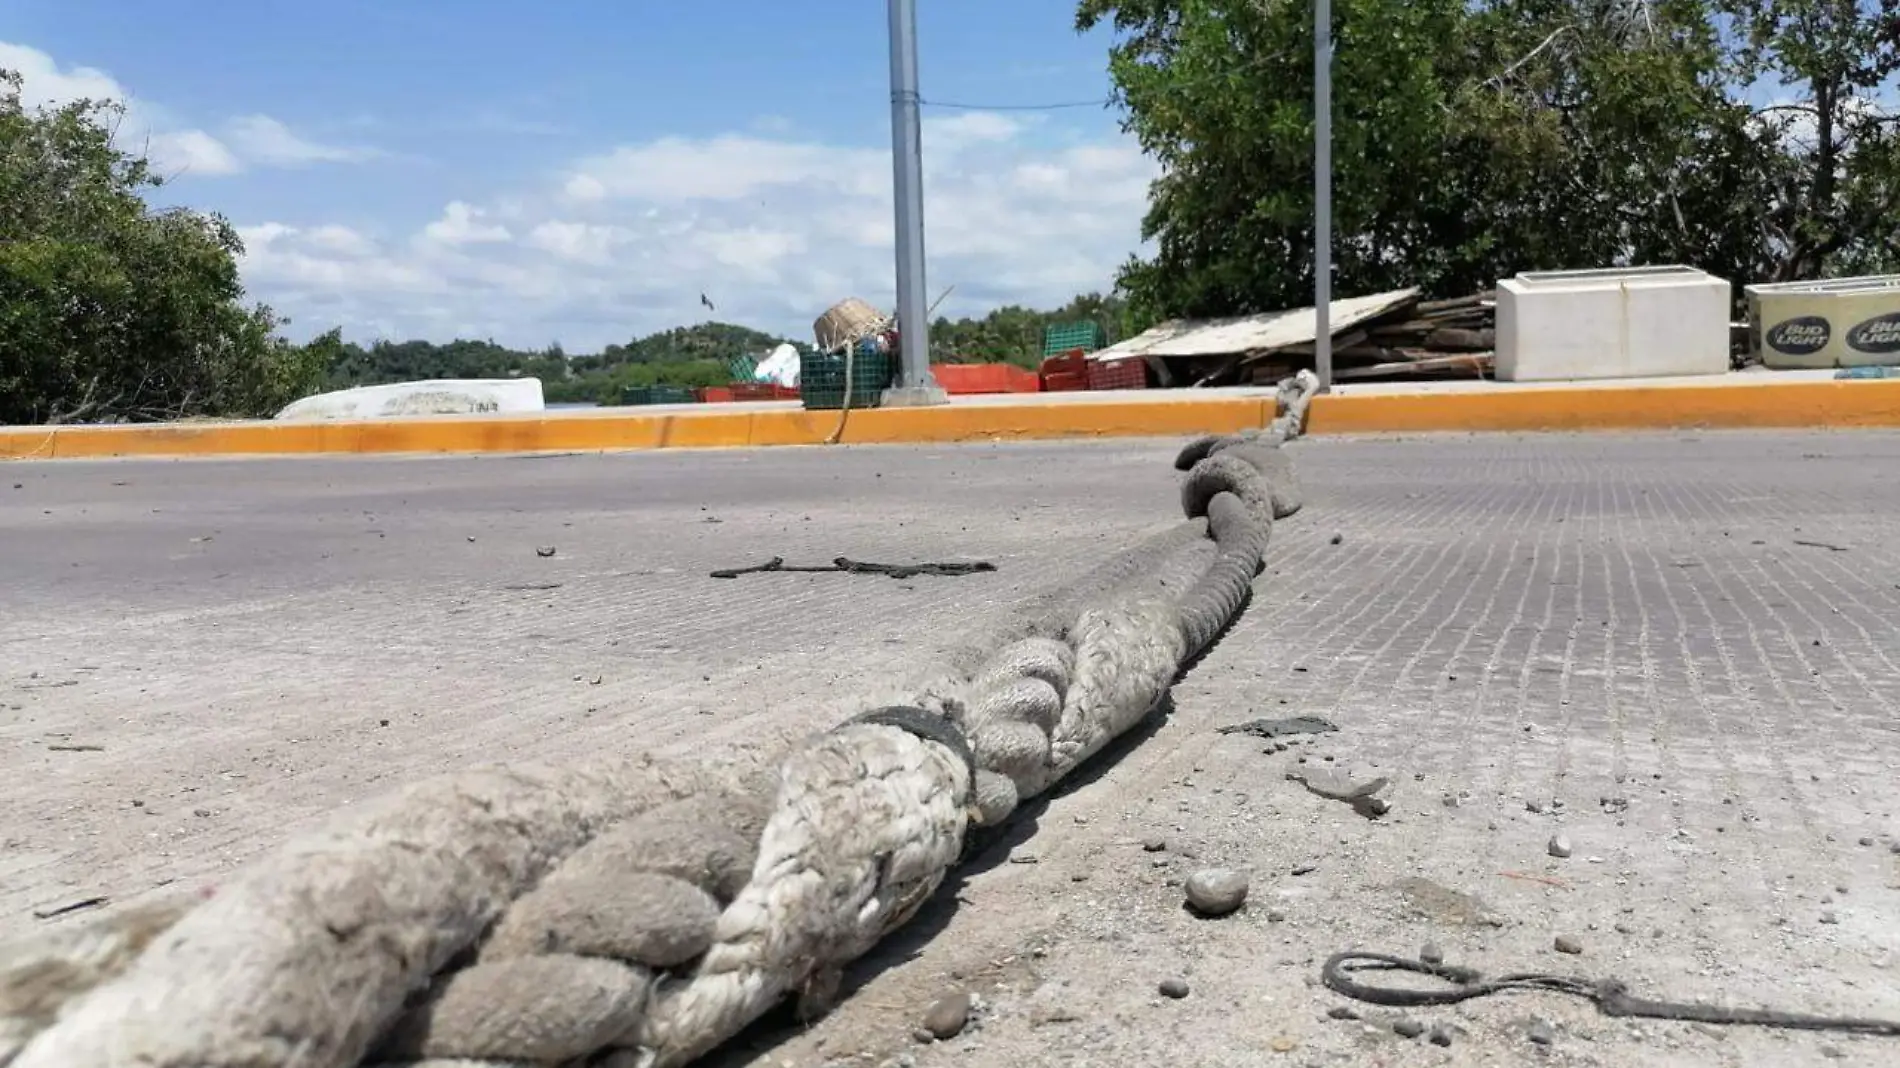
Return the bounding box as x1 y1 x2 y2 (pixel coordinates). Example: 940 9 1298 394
1322 951 1900 1037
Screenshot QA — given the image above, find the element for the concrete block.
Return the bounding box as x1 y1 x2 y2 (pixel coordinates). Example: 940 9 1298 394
1496 266 1731 382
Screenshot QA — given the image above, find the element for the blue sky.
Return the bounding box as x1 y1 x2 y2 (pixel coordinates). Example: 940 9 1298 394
3 1 1151 350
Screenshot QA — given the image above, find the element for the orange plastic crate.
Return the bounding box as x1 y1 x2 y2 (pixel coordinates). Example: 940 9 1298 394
931 362 1041 394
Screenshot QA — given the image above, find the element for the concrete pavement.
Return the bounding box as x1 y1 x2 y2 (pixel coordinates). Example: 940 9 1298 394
4 432 1899 1067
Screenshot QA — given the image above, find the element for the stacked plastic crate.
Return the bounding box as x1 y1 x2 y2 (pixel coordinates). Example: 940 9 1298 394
1038 321 1102 392
620 384 698 406
1037 321 1146 391
802 333 896 410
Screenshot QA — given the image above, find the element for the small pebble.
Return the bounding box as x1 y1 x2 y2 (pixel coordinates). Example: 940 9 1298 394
1326 1006 1359 1020
1525 799 1545 814
1184 869 1250 916
1528 1019 1556 1046
1820 911 1840 925
1142 837 1167 852
535 545 557 557
1158 978 1190 999
1547 834 1574 859
1392 1018 1425 1039
1428 1025 1453 1047
1265 909 1288 923
1419 943 1444 966
1554 934 1584 954
920 990 971 1040
1858 836 1875 847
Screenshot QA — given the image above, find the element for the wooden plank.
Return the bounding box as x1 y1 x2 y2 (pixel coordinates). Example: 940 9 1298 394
1333 352 1495 380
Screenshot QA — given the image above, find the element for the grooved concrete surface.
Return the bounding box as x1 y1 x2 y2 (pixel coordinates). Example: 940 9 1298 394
4 432 1899 1068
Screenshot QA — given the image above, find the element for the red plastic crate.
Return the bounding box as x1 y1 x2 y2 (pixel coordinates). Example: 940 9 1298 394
1040 349 1089 378
698 386 735 403
728 383 800 401
1041 370 1089 392
1086 356 1148 391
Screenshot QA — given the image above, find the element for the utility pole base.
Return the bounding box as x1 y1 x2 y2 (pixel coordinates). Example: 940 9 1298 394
880 382 951 408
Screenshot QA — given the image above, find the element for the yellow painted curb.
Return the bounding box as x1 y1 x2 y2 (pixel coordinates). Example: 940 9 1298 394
1307 379 1900 434
0 397 1278 461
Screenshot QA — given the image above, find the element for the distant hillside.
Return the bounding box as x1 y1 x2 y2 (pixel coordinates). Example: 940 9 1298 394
571 322 798 374
309 299 1137 407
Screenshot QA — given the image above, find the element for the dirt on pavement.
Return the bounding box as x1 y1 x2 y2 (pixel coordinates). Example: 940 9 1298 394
5 432 1899 1068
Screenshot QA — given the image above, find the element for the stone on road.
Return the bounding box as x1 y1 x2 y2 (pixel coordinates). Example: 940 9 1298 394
6 431 1900 1068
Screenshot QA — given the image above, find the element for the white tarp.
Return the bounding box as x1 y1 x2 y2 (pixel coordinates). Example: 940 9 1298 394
754 343 801 387
1088 288 1420 361
275 378 545 421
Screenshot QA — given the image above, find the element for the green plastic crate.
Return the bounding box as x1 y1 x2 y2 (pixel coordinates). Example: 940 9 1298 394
727 354 758 381
801 345 894 411
620 384 698 406
1042 320 1106 357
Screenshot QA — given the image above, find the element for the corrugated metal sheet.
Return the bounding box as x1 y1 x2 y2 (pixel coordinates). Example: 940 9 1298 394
1088 288 1420 361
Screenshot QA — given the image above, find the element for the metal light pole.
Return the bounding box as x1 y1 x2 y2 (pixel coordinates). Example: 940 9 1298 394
1313 0 1334 392
883 0 947 406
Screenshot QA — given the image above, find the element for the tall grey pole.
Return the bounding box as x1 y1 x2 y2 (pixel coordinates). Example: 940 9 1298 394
1313 0 1333 391
883 0 946 406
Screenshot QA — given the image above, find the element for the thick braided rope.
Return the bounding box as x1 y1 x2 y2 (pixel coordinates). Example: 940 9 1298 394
2 406 1313 1068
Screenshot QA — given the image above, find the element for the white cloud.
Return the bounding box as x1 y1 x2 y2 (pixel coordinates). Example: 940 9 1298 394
145 128 244 177
240 112 1160 350
2 40 375 177
560 135 886 203
420 201 512 246
224 114 377 166
525 220 622 265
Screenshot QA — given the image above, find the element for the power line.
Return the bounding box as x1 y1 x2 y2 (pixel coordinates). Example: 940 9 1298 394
915 50 1294 113
919 96 1111 111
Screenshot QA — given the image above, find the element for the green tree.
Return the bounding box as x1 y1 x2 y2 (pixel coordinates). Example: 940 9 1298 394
0 69 327 424
1722 0 1900 278
1074 0 1872 322
931 293 1130 366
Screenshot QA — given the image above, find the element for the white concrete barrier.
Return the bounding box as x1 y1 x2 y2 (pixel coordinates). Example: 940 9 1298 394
276 378 546 421
1744 275 1900 369
1496 266 1731 382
